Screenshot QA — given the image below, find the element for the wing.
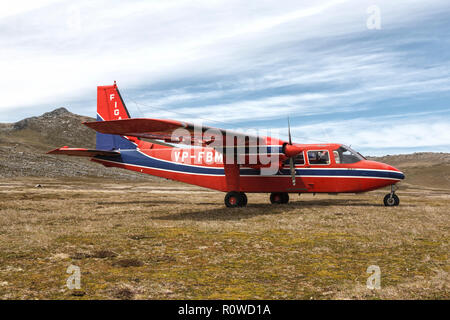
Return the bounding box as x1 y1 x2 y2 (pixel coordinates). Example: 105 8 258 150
82 118 303 187
82 119 300 182
83 118 284 150
84 118 193 143
47 147 120 157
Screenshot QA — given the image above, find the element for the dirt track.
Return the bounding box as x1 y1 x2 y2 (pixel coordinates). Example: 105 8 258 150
0 178 448 299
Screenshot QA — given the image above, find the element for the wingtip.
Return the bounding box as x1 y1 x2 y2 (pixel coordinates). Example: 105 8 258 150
46 148 60 154
47 146 70 154
82 121 96 128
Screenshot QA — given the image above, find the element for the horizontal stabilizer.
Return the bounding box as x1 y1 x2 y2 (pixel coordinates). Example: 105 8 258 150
47 147 120 157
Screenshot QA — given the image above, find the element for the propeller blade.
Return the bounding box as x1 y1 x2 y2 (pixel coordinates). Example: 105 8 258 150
287 117 295 185
288 117 292 145
290 157 296 186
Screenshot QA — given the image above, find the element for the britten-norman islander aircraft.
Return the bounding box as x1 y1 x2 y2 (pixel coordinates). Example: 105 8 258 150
48 82 405 208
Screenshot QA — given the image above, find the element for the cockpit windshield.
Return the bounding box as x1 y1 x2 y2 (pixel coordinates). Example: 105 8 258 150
333 145 366 164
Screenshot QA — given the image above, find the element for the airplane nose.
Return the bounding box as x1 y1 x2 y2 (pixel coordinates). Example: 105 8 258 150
362 160 405 180
387 165 405 180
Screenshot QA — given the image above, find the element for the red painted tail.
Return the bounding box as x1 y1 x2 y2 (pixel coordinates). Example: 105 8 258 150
97 81 131 121
96 82 140 150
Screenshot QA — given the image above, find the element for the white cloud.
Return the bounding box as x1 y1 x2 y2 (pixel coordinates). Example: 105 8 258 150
1 0 448 112
0 0 61 19
1 0 449 154
286 112 450 154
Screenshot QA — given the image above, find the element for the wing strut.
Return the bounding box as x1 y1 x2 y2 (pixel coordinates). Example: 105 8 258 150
224 163 240 191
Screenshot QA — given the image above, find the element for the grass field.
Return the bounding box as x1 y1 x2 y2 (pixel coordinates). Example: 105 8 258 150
0 177 448 299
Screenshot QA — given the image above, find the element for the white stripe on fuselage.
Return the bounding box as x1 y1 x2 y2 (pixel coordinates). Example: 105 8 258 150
95 158 402 181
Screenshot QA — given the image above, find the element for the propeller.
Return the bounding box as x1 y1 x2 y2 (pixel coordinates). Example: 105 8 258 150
288 118 296 185
282 117 306 185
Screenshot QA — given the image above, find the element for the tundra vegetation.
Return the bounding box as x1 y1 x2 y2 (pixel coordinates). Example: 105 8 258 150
0 178 448 299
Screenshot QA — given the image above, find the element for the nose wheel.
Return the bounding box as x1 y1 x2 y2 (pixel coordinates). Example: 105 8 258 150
225 191 247 208
384 185 400 206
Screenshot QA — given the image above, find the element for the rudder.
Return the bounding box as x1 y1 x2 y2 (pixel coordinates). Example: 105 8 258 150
96 82 139 150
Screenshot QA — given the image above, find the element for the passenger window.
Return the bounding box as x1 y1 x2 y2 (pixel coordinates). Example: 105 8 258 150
307 150 330 165
283 152 305 165
333 151 341 164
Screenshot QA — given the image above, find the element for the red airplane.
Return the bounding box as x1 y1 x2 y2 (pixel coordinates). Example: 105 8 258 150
48 82 405 207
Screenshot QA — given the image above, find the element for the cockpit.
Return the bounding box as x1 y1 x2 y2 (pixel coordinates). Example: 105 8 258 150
333 145 366 164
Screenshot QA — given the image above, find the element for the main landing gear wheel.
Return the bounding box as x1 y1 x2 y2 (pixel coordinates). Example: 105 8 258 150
384 185 400 207
225 191 247 208
270 192 289 204
240 192 248 206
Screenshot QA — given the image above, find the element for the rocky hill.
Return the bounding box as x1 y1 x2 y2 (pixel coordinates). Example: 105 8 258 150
0 108 449 188
368 153 450 190
0 108 145 179
368 153 450 168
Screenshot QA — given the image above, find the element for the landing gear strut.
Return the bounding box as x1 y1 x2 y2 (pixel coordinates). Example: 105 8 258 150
384 185 400 207
225 191 247 208
270 192 289 204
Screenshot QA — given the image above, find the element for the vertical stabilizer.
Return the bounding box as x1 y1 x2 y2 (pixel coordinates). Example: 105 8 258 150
96 82 139 150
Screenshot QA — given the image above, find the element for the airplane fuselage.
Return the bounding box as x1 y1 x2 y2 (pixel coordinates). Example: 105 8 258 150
49 83 406 207
91 141 405 194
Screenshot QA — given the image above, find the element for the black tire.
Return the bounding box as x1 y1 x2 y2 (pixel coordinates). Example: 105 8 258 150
384 193 400 206
270 192 289 204
225 191 246 208
240 192 248 206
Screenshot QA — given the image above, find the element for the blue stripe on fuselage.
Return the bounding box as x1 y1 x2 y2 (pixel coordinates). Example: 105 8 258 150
97 150 224 175
281 168 405 180
95 150 404 179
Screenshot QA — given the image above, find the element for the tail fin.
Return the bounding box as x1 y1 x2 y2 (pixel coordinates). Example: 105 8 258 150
96 82 139 150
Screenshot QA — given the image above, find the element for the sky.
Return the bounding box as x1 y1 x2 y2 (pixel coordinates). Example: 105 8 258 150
1 0 449 156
